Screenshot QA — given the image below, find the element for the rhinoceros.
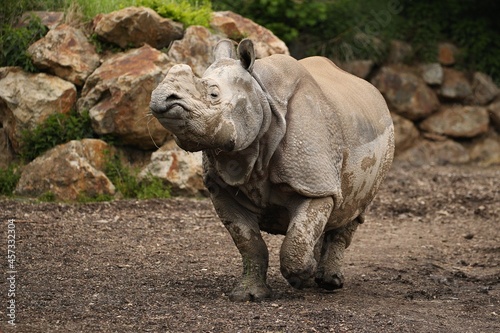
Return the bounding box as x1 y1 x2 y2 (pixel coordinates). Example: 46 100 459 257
150 39 394 301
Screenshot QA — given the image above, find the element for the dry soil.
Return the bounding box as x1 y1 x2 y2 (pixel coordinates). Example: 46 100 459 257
0 162 499 332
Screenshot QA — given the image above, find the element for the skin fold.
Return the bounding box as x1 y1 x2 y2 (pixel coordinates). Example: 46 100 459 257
150 39 394 301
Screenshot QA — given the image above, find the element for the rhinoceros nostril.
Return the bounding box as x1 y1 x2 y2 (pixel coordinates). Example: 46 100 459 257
165 94 182 104
151 94 184 114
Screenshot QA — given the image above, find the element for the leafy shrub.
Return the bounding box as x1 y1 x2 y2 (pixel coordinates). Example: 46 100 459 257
0 164 21 196
138 0 212 27
104 152 171 200
19 110 95 162
0 15 48 72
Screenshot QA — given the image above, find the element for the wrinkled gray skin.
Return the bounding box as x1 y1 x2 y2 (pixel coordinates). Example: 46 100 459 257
150 39 394 301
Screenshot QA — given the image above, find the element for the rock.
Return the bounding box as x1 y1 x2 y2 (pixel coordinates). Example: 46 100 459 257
488 100 500 131
210 11 289 58
419 63 443 85
438 43 459 66
28 24 100 86
0 128 15 168
468 131 500 166
0 67 77 152
420 105 489 138
396 139 470 166
77 45 172 149
337 60 374 79
439 68 473 100
15 139 115 200
93 6 184 49
139 141 205 196
468 72 499 105
371 65 439 120
391 113 420 154
167 25 221 77
18 11 64 29
387 40 413 64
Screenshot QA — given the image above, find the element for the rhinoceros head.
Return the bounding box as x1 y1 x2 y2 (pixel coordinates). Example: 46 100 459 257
150 39 265 152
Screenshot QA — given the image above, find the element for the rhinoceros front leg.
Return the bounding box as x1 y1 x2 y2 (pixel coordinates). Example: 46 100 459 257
280 197 334 289
315 216 361 290
211 192 271 301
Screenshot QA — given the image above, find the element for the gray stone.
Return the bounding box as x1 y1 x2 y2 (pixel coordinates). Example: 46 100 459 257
469 72 499 105
468 131 500 166
93 6 184 49
420 63 443 85
391 112 420 154
0 67 77 152
210 11 289 58
420 105 489 138
139 141 205 196
77 45 172 149
396 139 470 166
28 24 100 86
488 100 500 131
15 139 115 200
167 25 222 77
371 65 440 120
439 68 473 100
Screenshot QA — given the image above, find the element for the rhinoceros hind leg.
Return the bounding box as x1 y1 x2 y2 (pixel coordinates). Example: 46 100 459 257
315 216 361 290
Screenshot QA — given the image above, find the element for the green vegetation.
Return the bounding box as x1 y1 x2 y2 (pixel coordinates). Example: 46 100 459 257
19 110 94 162
104 152 171 200
0 15 47 72
215 0 500 82
137 0 212 27
0 164 21 196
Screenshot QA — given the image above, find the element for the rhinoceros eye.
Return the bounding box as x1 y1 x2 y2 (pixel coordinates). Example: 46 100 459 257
208 85 220 102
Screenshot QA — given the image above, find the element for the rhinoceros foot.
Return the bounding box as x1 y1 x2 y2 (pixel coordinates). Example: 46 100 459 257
229 278 272 302
315 271 345 290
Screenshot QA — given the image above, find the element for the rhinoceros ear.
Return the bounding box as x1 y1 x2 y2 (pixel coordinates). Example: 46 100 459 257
237 38 255 72
214 39 237 60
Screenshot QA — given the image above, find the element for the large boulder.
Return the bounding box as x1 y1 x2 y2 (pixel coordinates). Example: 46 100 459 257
210 11 289 58
139 141 205 196
15 139 115 200
76 45 172 149
419 63 443 85
420 105 490 138
93 6 183 49
396 139 470 166
0 67 76 152
468 131 500 166
488 100 500 132
468 72 499 106
28 24 100 86
167 25 221 77
438 68 473 101
391 113 420 154
371 65 440 120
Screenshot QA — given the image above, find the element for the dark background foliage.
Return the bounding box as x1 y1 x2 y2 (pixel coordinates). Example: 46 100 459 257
215 0 500 82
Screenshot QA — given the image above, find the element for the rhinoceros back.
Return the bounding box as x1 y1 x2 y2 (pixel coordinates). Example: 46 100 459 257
299 56 394 226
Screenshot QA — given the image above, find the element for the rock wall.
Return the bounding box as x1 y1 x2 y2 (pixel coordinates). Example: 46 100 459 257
1 7 499 200
338 41 500 167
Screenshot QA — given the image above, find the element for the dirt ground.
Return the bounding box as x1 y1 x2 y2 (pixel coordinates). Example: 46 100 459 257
0 162 499 333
